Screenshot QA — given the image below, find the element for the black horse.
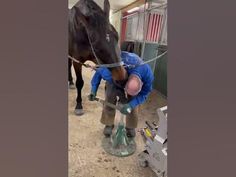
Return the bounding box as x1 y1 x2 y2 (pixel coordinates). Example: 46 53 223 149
68 0 127 115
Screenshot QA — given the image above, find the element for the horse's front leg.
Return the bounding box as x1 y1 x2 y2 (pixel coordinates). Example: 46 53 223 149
73 62 84 116
68 59 75 89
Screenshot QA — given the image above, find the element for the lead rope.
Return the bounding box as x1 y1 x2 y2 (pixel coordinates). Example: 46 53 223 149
68 55 97 71
69 50 167 70
123 50 167 68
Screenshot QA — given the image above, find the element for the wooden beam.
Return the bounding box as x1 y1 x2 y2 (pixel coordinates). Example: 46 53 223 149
113 0 146 14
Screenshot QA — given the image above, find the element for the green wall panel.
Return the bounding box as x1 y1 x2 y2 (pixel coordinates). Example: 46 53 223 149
142 43 167 97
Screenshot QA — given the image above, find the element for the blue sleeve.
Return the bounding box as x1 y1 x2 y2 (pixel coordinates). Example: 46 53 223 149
128 66 154 108
91 70 102 94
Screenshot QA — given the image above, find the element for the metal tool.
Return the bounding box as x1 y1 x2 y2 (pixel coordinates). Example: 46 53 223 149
138 106 168 177
94 97 131 114
94 96 135 157
145 121 155 130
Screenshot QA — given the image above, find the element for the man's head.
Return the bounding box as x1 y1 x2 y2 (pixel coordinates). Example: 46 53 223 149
125 74 143 96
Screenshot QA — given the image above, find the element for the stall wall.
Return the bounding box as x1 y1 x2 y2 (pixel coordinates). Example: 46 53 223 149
143 43 167 97
111 1 168 96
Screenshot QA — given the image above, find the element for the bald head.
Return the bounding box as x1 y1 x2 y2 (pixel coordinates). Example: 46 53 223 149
125 74 143 96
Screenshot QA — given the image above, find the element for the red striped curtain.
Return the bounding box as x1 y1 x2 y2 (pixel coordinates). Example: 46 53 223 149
146 13 163 42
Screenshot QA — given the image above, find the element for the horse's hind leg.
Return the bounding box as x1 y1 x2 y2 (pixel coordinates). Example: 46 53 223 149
73 62 84 116
68 59 75 89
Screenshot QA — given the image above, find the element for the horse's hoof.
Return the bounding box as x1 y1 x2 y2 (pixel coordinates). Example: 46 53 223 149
74 109 84 116
69 84 76 89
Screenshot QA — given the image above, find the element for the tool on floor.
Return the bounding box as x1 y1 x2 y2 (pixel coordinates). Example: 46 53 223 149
138 106 167 177
94 96 136 157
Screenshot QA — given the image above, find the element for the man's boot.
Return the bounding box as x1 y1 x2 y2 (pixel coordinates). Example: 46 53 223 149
103 125 114 137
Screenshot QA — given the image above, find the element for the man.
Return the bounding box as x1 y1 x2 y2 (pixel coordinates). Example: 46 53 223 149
88 51 154 137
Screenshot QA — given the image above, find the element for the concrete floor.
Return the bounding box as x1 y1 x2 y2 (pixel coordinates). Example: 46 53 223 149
68 62 167 177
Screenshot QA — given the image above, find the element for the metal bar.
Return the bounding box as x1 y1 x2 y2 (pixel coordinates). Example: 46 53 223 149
146 3 167 12
119 11 123 45
152 7 167 74
121 39 160 44
144 41 159 44
153 9 166 73
141 1 148 59
152 8 167 74
145 121 155 130
95 97 121 111
113 0 146 14
95 97 131 114
159 7 167 45
122 12 139 19
121 3 167 19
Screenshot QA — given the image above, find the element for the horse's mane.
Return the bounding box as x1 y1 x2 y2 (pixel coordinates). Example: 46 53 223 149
68 0 118 47
69 0 109 32
68 7 79 41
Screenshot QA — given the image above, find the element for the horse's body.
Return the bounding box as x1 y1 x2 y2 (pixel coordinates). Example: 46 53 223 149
68 0 127 115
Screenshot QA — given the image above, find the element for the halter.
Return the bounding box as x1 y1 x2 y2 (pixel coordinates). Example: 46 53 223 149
69 49 167 70
85 26 124 68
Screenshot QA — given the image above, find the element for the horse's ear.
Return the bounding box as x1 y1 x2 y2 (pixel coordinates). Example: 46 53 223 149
74 7 89 28
76 0 91 16
104 0 110 20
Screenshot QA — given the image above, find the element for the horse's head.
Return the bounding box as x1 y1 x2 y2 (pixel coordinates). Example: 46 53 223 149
73 0 127 82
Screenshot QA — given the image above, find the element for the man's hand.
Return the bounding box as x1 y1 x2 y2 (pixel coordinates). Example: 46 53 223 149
120 104 132 115
88 92 96 101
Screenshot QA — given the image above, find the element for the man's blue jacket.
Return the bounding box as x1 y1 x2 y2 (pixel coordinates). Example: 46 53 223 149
91 51 154 109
